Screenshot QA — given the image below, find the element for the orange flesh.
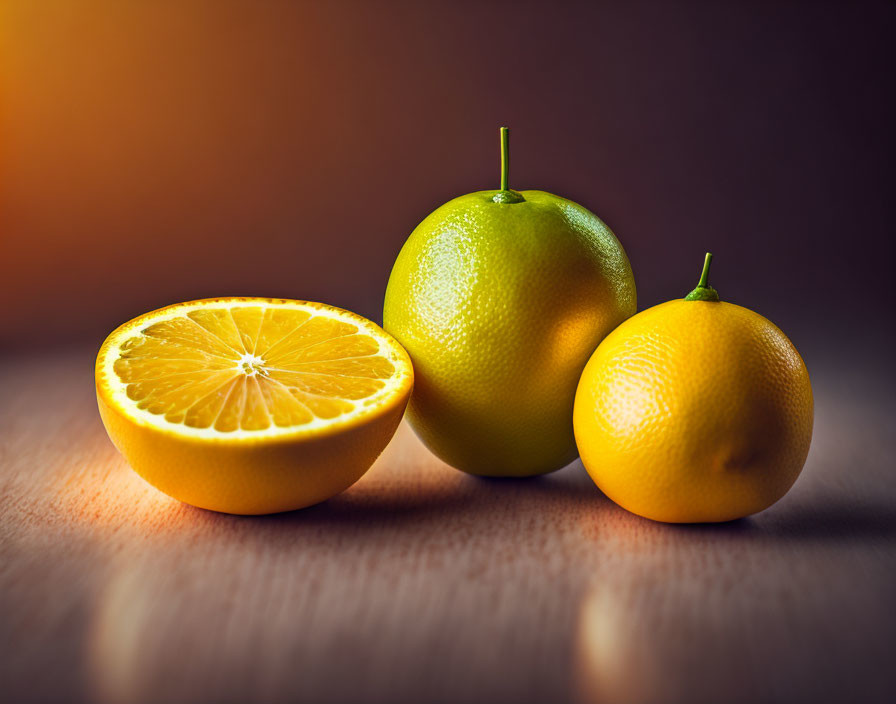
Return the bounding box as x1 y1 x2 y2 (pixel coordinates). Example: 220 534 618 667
112 307 396 431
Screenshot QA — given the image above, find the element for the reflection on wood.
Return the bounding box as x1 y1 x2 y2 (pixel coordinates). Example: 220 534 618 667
1 349 894 704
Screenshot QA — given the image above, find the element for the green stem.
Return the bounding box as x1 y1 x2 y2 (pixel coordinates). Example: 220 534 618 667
697 252 713 288
684 252 721 302
500 126 510 191
492 126 525 204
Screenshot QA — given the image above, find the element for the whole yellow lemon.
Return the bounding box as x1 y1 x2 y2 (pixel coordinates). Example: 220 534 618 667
384 128 636 476
573 254 813 522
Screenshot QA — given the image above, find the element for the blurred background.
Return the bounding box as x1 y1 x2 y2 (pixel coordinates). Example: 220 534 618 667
2 0 894 368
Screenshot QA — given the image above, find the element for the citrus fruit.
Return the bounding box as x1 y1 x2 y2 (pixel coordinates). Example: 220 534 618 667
95 298 413 514
384 127 636 476
573 253 813 523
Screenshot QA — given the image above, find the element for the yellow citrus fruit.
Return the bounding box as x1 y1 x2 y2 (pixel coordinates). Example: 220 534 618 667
384 128 636 476
573 254 813 523
96 298 413 514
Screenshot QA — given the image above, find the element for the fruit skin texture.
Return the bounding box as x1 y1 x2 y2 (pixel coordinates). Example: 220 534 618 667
573 300 813 523
384 189 636 476
97 390 408 515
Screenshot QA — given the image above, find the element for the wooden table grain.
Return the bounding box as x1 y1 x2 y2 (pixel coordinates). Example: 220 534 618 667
1 347 894 704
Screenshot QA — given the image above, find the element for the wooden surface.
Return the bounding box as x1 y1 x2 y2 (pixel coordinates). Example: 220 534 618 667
1 347 894 704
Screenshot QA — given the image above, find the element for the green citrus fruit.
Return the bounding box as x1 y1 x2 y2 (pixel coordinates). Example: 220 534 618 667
384 128 636 476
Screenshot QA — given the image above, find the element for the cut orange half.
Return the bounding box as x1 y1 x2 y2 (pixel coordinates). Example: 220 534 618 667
96 298 413 514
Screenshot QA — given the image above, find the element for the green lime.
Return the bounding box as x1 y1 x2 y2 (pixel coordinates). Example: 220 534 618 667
384 127 636 476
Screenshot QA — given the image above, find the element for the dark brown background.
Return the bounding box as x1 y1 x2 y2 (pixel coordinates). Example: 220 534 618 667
2 0 894 366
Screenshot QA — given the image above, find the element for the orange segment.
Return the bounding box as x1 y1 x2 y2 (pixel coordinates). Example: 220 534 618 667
186 308 247 353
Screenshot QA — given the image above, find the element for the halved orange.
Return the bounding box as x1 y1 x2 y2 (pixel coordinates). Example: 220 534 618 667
96 298 413 514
